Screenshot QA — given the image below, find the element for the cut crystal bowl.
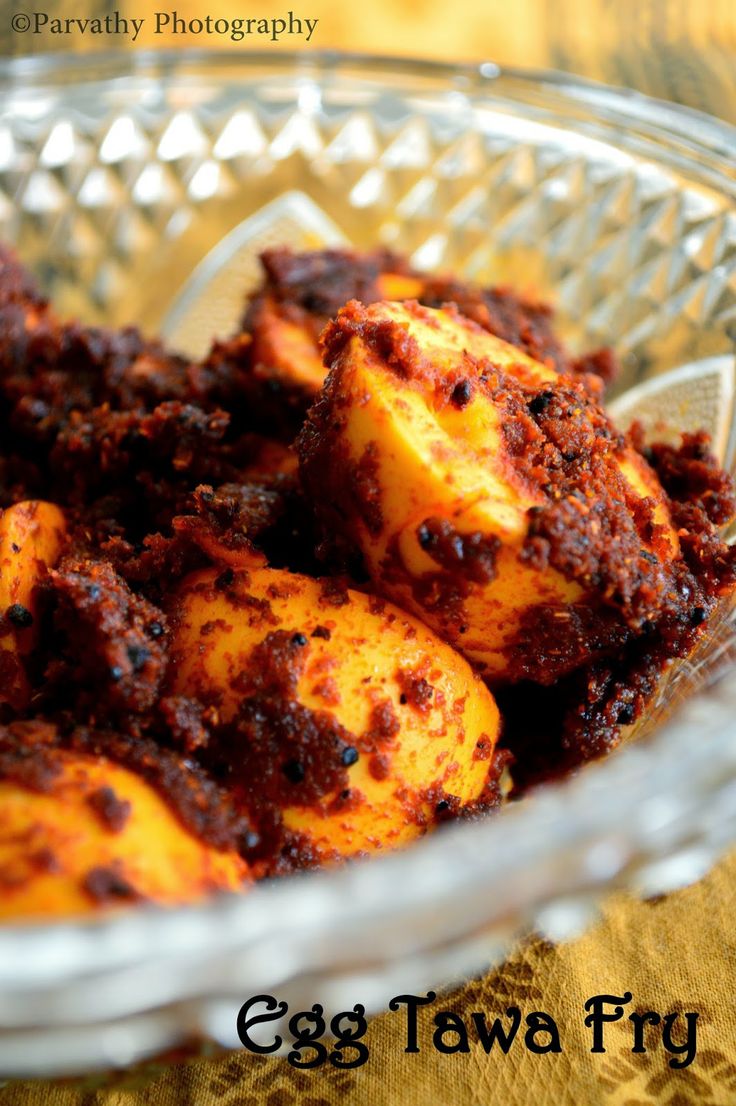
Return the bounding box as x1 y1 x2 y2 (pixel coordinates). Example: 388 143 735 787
0 50 734 1080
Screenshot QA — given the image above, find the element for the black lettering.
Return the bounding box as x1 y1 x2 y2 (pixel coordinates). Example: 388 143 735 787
584 992 632 1053
525 1011 562 1053
330 1005 369 1068
236 994 287 1054
389 992 436 1053
662 1012 698 1070
471 1007 522 1054
629 1010 660 1053
288 1005 327 1069
433 1011 470 1054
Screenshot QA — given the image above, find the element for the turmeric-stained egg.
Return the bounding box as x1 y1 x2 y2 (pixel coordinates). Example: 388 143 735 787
0 744 250 921
297 300 680 684
167 565 501 862
248 292 326 393
246 267 425 400
0 501 67 710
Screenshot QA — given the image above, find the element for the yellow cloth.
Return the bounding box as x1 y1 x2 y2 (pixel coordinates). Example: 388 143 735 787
2 847 735 1105
1 2 735 1103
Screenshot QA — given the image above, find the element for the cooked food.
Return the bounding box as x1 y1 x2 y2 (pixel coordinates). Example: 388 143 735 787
0 726 249 921
168 564 501 863
297 299 681 683
206 247 616 438
0 242 733 922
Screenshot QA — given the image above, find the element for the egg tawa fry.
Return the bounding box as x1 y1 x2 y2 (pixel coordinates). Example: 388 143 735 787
297 299 681 685
0 241 733 915
0 728 250 921
167 564 502 866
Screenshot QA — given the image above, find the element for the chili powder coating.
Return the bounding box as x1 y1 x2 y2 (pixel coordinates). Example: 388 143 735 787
0 242 733 919
166 563 502 870
298 297 735 737
201 246 620 441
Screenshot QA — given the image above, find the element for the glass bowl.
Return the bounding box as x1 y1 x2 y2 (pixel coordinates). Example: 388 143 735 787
0 50 735 1080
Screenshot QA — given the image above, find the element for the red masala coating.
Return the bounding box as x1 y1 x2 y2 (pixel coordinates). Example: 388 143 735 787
0 248 192 463
209 247 620 441
347 442 384 537
169 477 310 573
469 325 666 622
0 247 318 574
50 402 231 508
47 557 168 716
210 253 415 439
256 247 613 382
195 331 312 442
158 695 213 753
256 248 410 317
498 442 736 773
397 667 437 715
363 699 401 745
638 429 736 526
417 276 576 376
207 629 359 866
420 743 513 822
82 865 141 905
503 603 631 686
299 300 684 682
0 721 61 792
416 519 500 586
87 786 132 833
0 720 253 851
0 242 733 877
320 310 424 382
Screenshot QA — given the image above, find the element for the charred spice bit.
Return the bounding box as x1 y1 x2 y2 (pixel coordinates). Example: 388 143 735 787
450 379 473 408
527 390 554 416
6 603 33 628
82 865 140 905
282 759 305 784
86 786 132 833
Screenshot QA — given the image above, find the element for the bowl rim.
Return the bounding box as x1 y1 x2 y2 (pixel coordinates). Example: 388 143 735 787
0 46 734 160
